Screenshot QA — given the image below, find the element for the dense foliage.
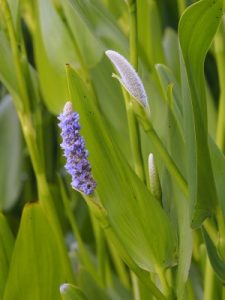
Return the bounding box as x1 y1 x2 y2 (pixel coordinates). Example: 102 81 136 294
0 0 225 299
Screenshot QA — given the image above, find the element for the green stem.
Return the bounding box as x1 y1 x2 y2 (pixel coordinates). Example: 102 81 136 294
59 177 99 282
90 212 107 286
131 272 141 300
204 257 215 300
146 128 188 196
215 20 225 152
2 0 29 113
156 267 170 298
177 0 186 16
128 0 138 70
123 89 145 181
124 0 146 182
107 241 130 289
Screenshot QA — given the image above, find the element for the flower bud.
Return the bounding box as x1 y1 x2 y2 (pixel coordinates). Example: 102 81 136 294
105 50 148 107
148 153 162 201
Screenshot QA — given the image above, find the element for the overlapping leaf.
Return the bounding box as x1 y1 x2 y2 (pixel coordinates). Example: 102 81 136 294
3 203 71 300
66 67 177 272
178 0 223 227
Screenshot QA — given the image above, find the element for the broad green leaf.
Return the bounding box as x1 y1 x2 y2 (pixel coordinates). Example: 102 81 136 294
7 0 20 34
137 0 165 70
0 214 14 298
203 228 225 282
3 203 70 300
178 0 223 227
33 0 80 114
66 66 177 272
163 28 180 81
0 31 18 97
64 0 128 55
59 0 103 68
155 65 192 298
90 57 131 159
60 284 88 300
0 95 22 210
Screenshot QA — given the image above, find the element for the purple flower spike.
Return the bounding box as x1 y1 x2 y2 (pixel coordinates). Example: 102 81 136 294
58 101 96 195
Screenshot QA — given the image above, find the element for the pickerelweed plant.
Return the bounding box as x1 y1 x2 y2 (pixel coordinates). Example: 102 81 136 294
1 0 225 299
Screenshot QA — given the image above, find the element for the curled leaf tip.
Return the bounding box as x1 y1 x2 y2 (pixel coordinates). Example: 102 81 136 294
105 50 148 107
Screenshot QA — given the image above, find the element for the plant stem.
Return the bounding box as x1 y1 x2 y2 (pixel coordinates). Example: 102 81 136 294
125 0 145 182
128 0 138 70
123 89 146 181
90 212 107 286
156 267 170 298
204 257 215 300
108 241 130 289
59 177 99 282
215 19 225 152
146 127 188 196
177 0 186 16
131 272 141 300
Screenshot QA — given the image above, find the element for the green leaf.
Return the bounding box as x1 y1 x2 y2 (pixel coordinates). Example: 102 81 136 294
60 284 88 300
59 0 103 68
163 28 180 81
33 0 80 114
0 214 14 298
0 31 18 97
155 66 192 298
202 228 225 282
78 269 110 300
209 138 225 218
63 0 128 55
178 0 223 228
90 57 131 159
0 95 22 210
66 66 177 272
137 0 165 69
3 203 70 300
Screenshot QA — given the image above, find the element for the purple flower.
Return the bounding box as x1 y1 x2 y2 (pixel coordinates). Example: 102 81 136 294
58 102 96 195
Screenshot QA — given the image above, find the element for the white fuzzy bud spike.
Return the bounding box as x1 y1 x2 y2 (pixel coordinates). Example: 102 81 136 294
105 50 148 107
148 153 162 201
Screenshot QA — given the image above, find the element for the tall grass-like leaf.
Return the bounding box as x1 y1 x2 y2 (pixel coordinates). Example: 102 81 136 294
3 203 71 300
33 0 80 114
178 0 223 227
66 66 177 272
63 0 128 55
0 96 22 210
156 65 192 298
203 228 225 282
0 214 14 298
0 32 18 97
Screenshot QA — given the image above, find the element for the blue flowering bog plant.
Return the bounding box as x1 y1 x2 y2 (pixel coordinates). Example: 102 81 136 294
58 101 96 195
1 0 225 300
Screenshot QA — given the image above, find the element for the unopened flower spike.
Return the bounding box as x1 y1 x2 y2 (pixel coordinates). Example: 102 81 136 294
105 50 148 107
58 101 96 195
148 153 162 201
